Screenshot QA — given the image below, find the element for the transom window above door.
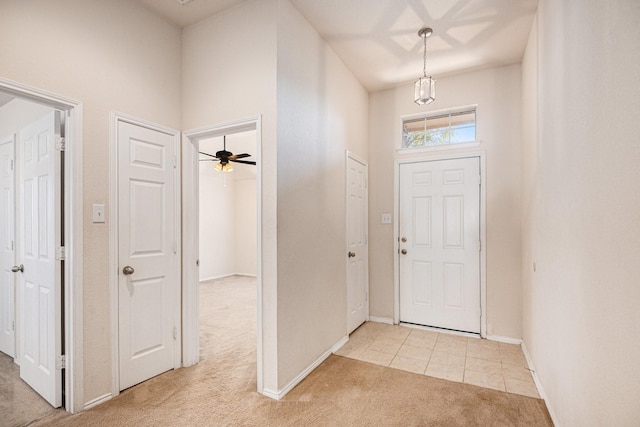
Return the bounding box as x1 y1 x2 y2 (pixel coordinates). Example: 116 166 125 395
400 106 478 152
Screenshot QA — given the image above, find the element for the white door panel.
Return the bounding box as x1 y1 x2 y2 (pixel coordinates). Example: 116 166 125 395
118 121 178 390
399 158 480 333
347 156 368 334
0 135 16 358
18 111 62 407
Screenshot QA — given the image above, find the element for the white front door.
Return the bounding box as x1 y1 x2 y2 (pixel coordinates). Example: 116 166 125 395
399 157 480 333
346 155 368 334
0 135 16 358
18 111 62 407
117 120 179 390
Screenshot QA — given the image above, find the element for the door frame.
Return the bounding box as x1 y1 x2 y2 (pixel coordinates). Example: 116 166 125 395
182 116 264 392
109 112 181 397
345 151 369 334
393 152 487 338
0 76 84 413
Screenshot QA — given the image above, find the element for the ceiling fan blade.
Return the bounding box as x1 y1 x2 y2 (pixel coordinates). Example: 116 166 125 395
199 159 217 161
230 159 256 165
199 151 219 159
229 153 251 160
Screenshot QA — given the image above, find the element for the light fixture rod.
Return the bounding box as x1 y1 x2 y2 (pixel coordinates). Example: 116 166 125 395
418 27 432 78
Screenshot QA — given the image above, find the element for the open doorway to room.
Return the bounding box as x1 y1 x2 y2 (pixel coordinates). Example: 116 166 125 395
0 79 82 424
181 116 263 394
197 131 257 377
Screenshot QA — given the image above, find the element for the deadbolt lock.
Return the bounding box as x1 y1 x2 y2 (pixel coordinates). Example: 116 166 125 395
401 237 407 242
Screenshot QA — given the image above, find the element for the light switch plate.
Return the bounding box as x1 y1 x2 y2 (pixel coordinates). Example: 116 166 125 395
92 204 105 223
381 213 392 224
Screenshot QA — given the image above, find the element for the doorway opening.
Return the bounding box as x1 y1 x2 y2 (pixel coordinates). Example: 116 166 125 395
182 116 263 392
197 130 257 387
0 78 83 417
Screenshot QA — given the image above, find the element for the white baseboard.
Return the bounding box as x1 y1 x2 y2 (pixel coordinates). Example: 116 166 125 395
268 336 348 401
199 272 256 282
368 316 394 325
521 341 559 426
84 393 112 410
486 335 522 345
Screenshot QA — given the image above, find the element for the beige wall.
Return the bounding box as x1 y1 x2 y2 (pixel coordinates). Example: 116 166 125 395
275 0 368 387
521 1 640 424
182 0 280 392
368 65 523 339
198 133 257 280
234 178 257 276
0 99 53 138
0 0 182 404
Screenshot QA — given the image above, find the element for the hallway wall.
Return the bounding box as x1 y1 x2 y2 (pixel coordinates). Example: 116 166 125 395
0 0 182 407
521 1 640 424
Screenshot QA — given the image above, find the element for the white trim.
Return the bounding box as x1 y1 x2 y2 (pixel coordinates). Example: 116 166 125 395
369 316 394 325
269 336 347 400
345 151 369 335
83 393 112 410
396 141 481 155
400 104 479 122
331 335 349 353
521 341 560 426
109 112 181 397
393 152 487 338
182 115 264 393
0 77 84 413
486 335 522 345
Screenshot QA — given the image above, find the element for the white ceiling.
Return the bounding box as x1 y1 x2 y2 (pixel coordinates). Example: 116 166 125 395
135 0 538 92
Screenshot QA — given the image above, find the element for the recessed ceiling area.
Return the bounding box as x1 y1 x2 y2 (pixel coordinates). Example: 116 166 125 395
133 0 537 92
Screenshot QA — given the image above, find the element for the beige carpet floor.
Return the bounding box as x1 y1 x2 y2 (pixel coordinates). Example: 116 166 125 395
12 275 551 426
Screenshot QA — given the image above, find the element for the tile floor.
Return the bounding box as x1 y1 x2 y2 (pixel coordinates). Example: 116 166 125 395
335 321 539 399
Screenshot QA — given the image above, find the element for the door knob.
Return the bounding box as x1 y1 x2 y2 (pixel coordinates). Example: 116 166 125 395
401 237 407 242
401 249 407 255
11 265 24 273
122 266 135 275
348 252 356 258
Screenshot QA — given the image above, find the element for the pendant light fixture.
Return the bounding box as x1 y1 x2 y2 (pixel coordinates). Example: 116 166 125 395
414 27 436 105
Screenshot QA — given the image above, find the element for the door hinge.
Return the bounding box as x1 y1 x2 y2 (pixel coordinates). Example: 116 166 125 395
479 240 482 252
173 155 177 168
11 240 14 251
56 246 66 261
11 320 15 332
10 159 14 171
365 234 368 245
55 136 65 151
56 355 67 370
173 326 177 340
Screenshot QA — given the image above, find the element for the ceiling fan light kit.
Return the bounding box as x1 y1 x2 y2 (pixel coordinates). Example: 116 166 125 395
199 135 256 174
414 27 436 105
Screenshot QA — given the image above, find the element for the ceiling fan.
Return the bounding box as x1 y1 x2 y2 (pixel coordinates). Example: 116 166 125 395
199 135 256 173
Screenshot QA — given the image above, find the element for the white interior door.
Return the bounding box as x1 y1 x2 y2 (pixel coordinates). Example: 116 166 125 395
118 120 178 390
346 155 368 334
0 135 16 358
399 157 480 333
18 111 62 407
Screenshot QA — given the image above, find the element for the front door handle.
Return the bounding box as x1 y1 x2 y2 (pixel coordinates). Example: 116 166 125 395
122 266 135 275
348 252 356 258
401 249 407 255
11 265 24 273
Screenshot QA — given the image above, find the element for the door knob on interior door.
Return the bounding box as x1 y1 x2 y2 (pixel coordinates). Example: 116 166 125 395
11 265 24 273
348 252 356 258
122 266 135 275
401 249 407 255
